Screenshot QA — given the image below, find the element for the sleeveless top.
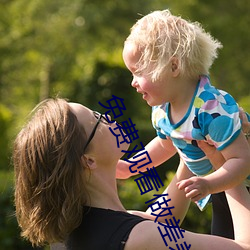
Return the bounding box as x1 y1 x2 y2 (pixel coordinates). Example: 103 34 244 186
66 206 147 250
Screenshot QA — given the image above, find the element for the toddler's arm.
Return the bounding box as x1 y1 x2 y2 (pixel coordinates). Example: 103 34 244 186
116 136 177 179
128 159 194 224
178 132 250 201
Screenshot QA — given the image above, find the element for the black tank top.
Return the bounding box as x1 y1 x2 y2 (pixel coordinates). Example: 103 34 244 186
66 206 147 250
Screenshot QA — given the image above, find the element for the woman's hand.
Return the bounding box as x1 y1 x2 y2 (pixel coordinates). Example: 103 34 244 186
239 107 250 141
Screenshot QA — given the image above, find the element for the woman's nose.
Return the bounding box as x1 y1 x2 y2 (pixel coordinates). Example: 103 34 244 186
107 114 112 123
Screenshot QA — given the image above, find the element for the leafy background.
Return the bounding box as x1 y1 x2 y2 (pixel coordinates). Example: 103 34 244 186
0 0 249 249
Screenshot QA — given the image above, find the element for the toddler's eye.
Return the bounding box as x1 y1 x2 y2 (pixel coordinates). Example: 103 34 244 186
134 71 142 77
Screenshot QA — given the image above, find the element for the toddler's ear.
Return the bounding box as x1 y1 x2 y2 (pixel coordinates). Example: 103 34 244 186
171 57 180 76
171 62 178 72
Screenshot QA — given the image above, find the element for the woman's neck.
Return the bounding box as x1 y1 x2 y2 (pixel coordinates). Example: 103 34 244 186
84 164 126 212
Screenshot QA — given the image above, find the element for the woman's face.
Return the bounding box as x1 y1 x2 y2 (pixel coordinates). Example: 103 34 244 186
68 103 129 161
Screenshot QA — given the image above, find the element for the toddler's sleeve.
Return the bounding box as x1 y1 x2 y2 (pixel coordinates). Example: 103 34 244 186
151 105 170 140
197 90 241 150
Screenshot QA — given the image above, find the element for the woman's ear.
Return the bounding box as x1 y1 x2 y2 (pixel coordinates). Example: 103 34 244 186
82 155 97 169
171 57 180 77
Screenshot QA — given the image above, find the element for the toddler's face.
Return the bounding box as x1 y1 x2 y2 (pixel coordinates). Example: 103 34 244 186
122 43 173 106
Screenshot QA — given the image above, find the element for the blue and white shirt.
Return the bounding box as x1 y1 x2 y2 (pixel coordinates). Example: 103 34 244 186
152 75 244 177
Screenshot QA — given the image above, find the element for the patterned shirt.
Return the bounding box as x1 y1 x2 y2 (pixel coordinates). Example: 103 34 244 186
152 75 241 176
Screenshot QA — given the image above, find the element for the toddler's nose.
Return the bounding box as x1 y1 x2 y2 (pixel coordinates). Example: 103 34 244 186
131 78 138 88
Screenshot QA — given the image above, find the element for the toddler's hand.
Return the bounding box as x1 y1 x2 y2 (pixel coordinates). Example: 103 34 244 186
116 159 132 179
177 176 211 202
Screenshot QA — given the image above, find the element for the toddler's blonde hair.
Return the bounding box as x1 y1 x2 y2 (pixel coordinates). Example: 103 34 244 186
125 9 222 81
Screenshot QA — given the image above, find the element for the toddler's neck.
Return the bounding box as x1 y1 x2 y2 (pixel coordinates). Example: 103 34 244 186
169 77 198 124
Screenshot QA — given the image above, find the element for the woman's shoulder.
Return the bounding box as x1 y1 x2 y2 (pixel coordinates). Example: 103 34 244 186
125 220 171 250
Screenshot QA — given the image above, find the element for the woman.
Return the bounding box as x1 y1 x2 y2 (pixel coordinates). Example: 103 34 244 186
13 98 250 249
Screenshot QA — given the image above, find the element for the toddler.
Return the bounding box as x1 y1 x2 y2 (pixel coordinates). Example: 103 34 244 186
119 9 250 238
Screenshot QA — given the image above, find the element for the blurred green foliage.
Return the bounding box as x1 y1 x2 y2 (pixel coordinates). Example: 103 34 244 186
0 0 249 249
